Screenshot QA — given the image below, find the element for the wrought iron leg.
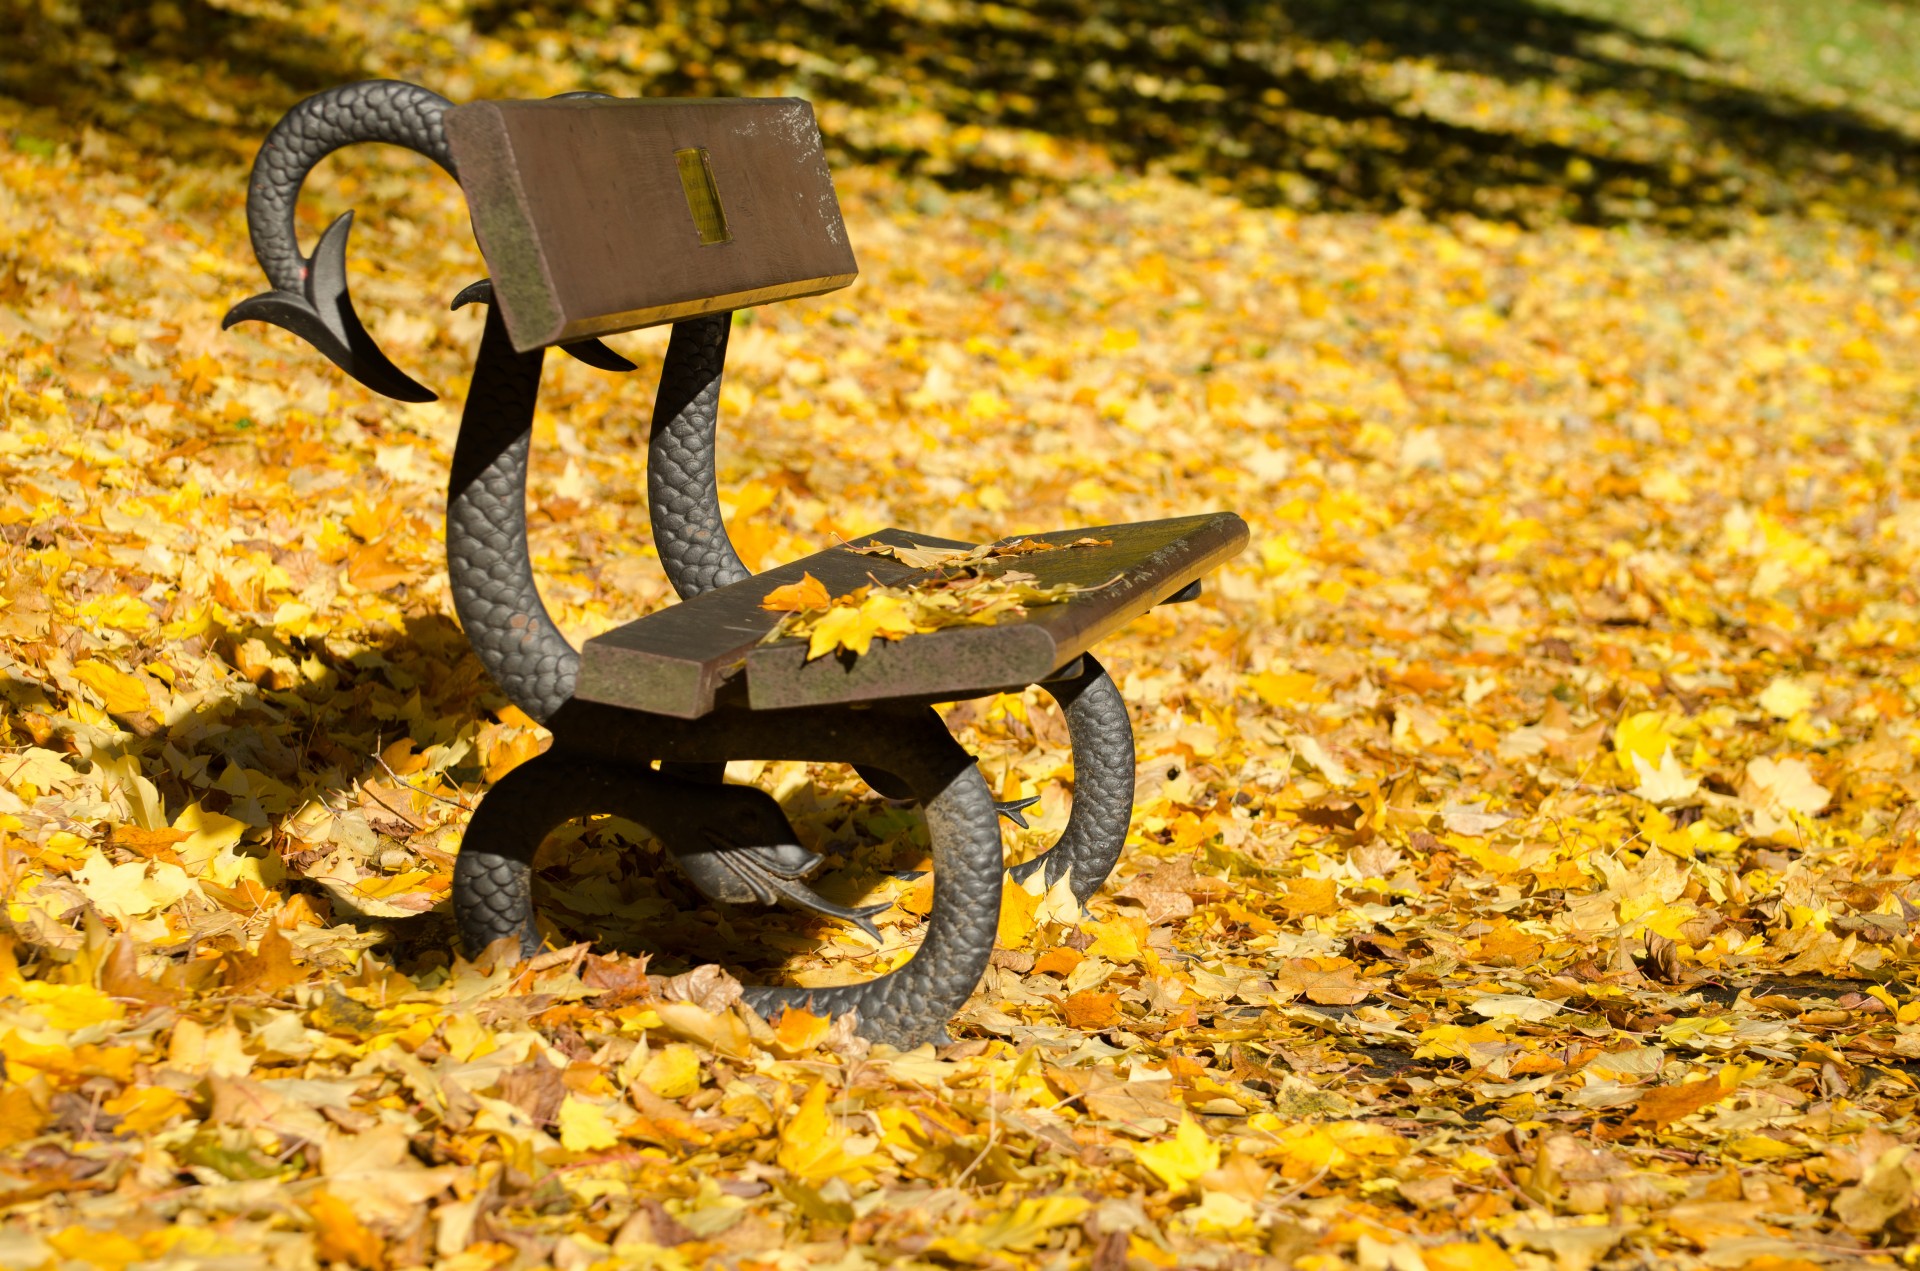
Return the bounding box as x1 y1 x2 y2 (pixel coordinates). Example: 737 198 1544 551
649 313 752 600
1004 655 1136 906
444 298 580 724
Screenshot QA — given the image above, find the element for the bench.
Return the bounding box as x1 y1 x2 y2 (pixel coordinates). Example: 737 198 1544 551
224 80 1248 1046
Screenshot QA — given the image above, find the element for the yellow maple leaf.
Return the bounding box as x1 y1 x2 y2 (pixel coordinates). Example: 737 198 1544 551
70 660 151 717
558 1096 621 1152
1280 877 1338 917
172 802 246 869
17 982 125 1032
1247 670 1324 707
74 850 193 924
998 873 1044 948
638 1043 704 1098
1412 1022 1507 1060
805 592 918 660
80 594 156 634
100 1085 191 1134
1254 1119 1409 1180
1612 711 1679 769
778 1080 879 1184
1425 1242 1517 1271
928 1195 1092 1258
1083 915 1146 964
1757 676 1815 719
1133 1115 1220 1192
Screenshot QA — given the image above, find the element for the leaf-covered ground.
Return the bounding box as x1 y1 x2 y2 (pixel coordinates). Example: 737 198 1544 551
7 3 1920 1269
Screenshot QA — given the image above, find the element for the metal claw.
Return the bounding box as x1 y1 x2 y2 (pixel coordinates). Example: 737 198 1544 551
994 795 1042 829
755 873 892 944
451 278 634 370
677 830 889 942
223 210 436 403
450 277 494 311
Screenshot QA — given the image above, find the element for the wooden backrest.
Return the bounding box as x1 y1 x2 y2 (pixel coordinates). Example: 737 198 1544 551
443 97 858 352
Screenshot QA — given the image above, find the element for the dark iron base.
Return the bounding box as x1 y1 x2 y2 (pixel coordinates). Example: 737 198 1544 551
453 700 1001 1047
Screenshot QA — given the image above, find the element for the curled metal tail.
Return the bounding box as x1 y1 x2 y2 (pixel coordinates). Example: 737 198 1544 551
222 80 456 402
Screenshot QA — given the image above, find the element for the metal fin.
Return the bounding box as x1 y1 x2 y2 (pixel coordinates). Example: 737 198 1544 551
224 210 435 403
994 795 1042 829
559 337 636 372
683 831 889 941
450 277 494 310
755 872 891 943
450 277 633 371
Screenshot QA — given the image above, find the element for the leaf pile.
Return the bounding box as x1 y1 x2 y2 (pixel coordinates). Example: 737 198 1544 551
7 2 1920 1268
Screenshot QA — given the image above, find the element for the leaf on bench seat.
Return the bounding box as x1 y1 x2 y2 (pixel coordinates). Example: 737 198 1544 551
850 535 1112 569
759 572 831 613
766 568 1101 662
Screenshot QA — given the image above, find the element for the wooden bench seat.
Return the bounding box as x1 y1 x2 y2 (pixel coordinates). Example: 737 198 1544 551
575 512 1247 718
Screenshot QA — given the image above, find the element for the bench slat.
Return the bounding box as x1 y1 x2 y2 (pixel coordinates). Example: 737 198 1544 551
574 527 972 719
573 514 1246 718
744 513 1247 710
444 97 859 352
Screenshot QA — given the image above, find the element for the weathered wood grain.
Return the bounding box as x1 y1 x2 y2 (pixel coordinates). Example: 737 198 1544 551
572 514 1248 718
444 97 858 351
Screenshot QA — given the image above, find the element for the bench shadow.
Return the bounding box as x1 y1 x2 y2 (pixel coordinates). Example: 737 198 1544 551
3 577 879 979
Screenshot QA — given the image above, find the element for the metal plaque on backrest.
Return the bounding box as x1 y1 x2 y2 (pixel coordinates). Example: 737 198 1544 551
444 97 859 352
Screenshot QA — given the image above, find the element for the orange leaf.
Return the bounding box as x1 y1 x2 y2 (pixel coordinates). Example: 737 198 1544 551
1279 877 1338 918
100 934 179 1006
1062 990 1122 1030
1628 1076 1729 1130
771 1006 833 1054
484 728 547 783
225 926 305 996
0 1087 48 1150
379 738 429 776
306 1190 385 1270
347 539 413 591
1033 947 1083 977
109 825 188 862
761 572 831 612
1272 957 1370 1006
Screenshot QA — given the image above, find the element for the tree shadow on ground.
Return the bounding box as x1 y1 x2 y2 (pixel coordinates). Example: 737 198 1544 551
0 0 365 161
10 0 1920 232
486 0 1920 233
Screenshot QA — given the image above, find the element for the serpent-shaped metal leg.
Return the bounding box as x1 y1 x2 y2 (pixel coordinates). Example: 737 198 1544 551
442 291 869 931
223 80 456 401
1003 657 1135 906
444 294 580 724
639 326 1139 906
452 703 1003 1047
651 314 753 600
